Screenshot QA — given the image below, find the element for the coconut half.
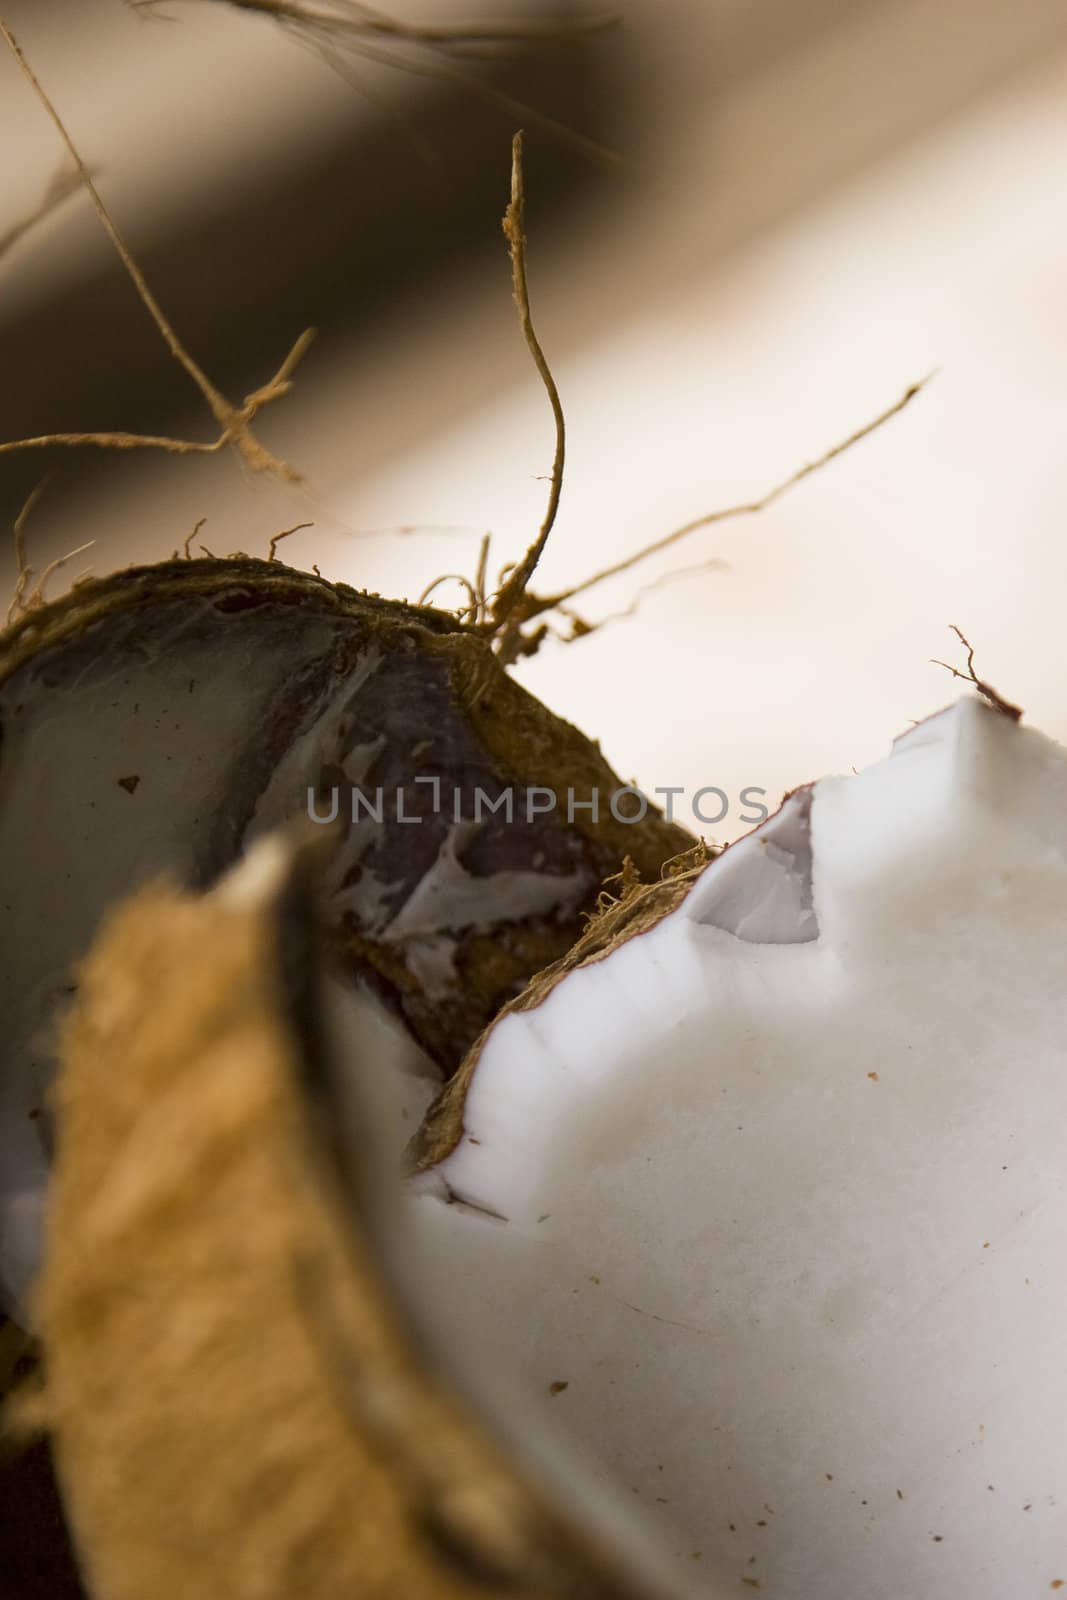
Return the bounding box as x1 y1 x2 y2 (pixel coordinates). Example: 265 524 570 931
399 696 1067 1600
32 831 700 1600
0 556 690 1311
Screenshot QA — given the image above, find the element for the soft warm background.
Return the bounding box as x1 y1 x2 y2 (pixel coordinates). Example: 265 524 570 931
2 0 1066 830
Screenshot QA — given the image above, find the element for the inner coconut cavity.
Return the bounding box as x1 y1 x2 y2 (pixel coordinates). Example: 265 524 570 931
0 567 692 1312
410 698 1067 1600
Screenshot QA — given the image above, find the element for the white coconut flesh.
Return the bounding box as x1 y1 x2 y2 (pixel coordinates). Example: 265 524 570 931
408 697 1067 1600
0 596 413 1309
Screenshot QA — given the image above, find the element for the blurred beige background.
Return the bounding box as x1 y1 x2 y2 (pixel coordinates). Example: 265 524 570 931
2 0 1067 834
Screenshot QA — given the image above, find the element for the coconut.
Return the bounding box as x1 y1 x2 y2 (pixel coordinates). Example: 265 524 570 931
401 696 1067 1600
0 555 690 1313
29 692 1066 1600
29 832 696 1600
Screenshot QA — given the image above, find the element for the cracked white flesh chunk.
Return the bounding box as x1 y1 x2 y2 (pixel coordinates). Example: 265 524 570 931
411 698 1067 1600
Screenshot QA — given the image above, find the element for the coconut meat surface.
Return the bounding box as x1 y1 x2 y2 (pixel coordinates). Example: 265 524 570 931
409 698 1067 1600
0 595 426 1311
0 604 292 1311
